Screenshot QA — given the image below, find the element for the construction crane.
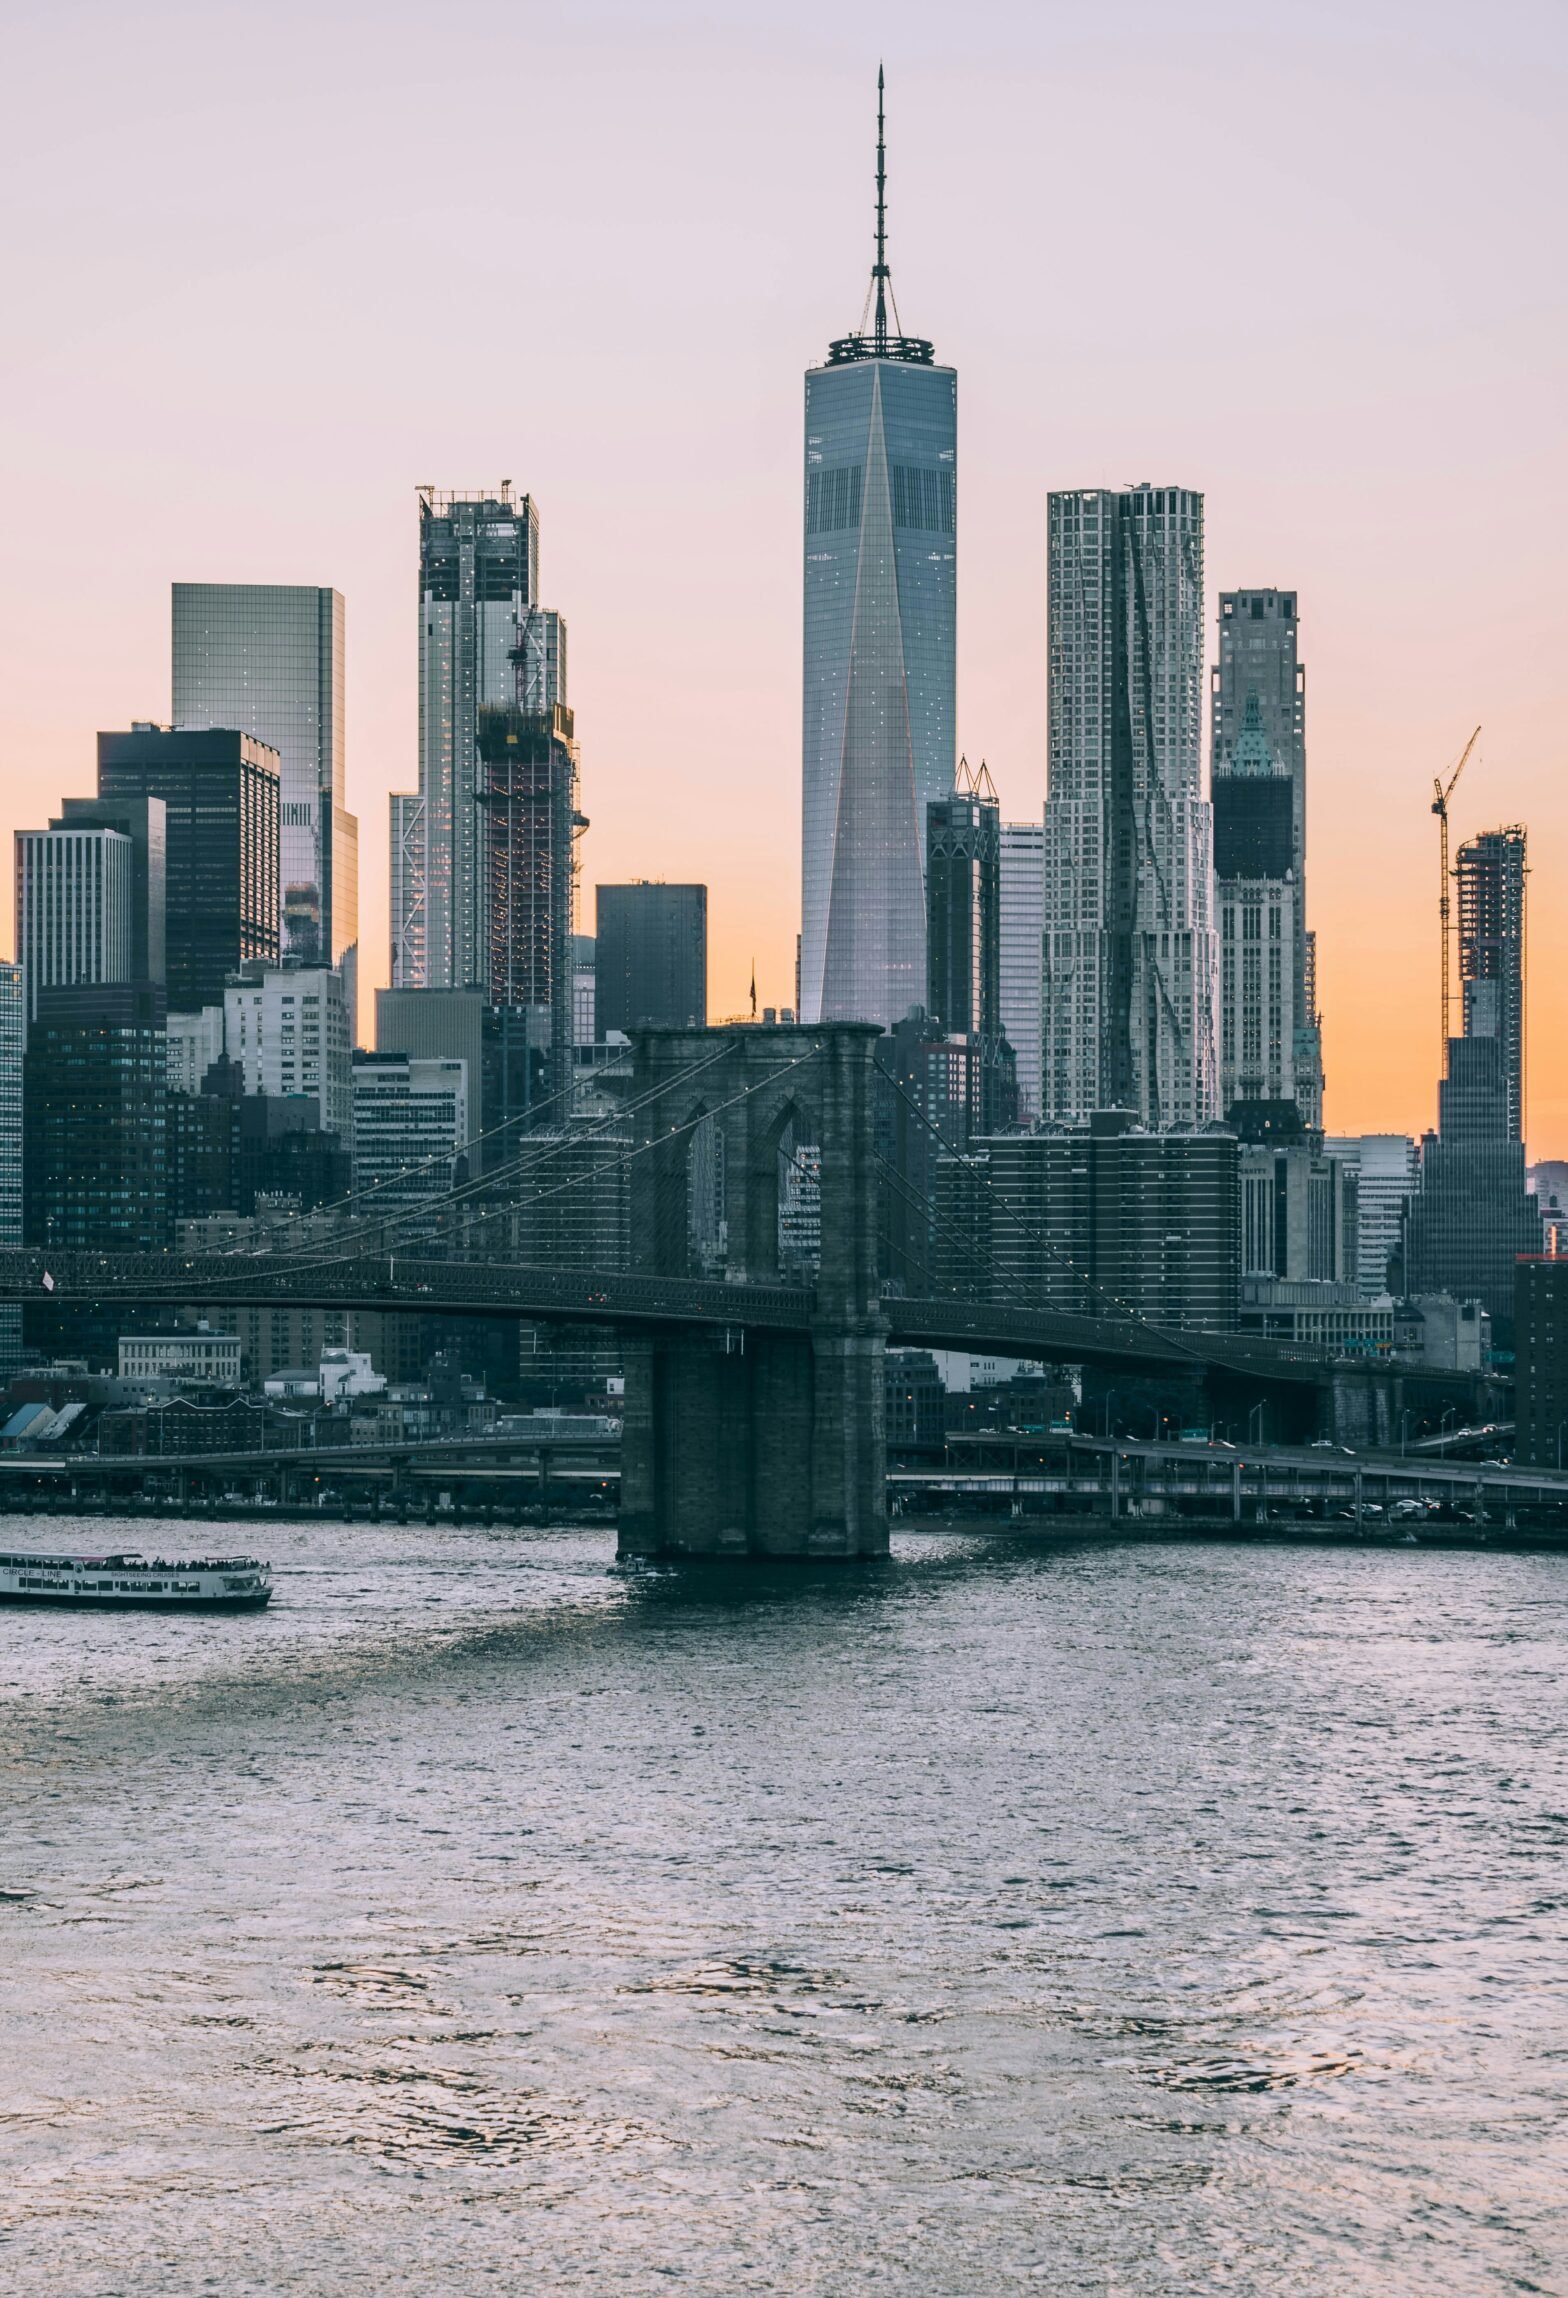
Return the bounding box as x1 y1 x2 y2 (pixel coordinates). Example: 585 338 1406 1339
1432 725 1481 1068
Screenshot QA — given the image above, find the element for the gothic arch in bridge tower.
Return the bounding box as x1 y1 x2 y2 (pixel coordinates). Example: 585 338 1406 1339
619 1023 888 1559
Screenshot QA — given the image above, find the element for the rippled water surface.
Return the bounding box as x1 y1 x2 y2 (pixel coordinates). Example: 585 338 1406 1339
2 1519 1565 2294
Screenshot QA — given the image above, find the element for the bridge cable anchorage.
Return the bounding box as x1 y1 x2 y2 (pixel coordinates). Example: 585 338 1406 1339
875 1067 1317 1375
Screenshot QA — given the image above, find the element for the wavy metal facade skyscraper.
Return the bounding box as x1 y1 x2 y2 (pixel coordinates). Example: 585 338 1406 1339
1041 485 1218 1129
800 73 956 1028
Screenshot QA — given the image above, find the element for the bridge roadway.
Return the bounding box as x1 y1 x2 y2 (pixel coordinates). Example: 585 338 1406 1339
6 1432 1563 1540
906 1431 1568 1513
0 1249 1329 1386
0 1431 620 1480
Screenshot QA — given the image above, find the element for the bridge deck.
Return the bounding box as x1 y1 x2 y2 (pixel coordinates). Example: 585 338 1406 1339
0 1249 1394 1385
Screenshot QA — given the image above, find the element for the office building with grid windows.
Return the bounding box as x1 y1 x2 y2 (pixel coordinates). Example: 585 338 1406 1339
23 982 168 1252
15 820 137 1022
999 820 1044 1125
1214 693 1300 1116
223 966 352 1138
1212 589 1321 1123
1326 1132 1419 1297
97 726 279 1013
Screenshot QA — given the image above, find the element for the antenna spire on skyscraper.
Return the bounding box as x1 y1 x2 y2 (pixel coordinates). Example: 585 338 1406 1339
873 64 889 353
828 67 934 367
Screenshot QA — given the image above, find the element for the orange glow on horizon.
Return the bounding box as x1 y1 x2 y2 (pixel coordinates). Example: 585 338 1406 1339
0 11 1563 1150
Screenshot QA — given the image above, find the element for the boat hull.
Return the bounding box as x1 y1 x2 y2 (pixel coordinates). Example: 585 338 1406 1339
0 1587 272 1612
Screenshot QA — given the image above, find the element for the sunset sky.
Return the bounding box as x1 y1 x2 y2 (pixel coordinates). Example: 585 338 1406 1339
2 0 1564 1145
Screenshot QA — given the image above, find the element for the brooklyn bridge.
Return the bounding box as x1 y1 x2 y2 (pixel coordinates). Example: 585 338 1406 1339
0 1023 1452 1559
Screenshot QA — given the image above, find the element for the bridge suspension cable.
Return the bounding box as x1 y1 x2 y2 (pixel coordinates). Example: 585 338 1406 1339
875 1066 1235 1372
250 1043 635 1250
205 1038 740 1271
174 1042 826 1296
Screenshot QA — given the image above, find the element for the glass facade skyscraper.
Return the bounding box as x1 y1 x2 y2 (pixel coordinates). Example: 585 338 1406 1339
595 884 708 1036
172 585 358 1023
800 78 955 1028
1405 1036 1538 1332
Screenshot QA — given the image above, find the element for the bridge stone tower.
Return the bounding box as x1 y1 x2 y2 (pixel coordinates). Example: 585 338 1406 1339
617 1023 889 1559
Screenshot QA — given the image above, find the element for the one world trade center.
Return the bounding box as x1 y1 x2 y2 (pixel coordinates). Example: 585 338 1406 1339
800 72 956 1027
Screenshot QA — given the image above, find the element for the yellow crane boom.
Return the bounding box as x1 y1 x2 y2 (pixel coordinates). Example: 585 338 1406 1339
1432 724 1481 1068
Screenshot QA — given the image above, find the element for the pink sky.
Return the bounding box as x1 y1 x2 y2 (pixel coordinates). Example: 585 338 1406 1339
2 0 1564 1145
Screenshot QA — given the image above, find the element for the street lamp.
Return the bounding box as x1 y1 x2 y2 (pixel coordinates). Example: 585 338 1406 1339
1248 1399 1266 1447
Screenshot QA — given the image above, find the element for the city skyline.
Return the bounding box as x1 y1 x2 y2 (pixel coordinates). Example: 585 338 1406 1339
1 6 1564 1143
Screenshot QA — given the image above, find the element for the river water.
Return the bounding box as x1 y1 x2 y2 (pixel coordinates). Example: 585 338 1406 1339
1 1519 1564 2295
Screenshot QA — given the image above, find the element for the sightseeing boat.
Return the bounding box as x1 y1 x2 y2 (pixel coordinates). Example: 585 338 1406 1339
0 1548 273 1611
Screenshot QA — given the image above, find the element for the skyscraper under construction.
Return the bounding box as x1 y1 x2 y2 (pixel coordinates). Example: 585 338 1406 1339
1404 823 1534 1332
389 490 580 1094
1456 825 1526 1140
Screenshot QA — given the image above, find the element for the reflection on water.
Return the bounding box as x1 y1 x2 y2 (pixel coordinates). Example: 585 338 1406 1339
2 1519 1565 2293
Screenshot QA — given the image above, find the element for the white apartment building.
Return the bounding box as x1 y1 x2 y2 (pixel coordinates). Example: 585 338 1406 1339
1219 872 1301 1112
351 1053 469 1218
224 966 352 1136
1326 1133 1419 1297
166 1005 226 1095
15 822 135 1021
117 1330 243 1386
